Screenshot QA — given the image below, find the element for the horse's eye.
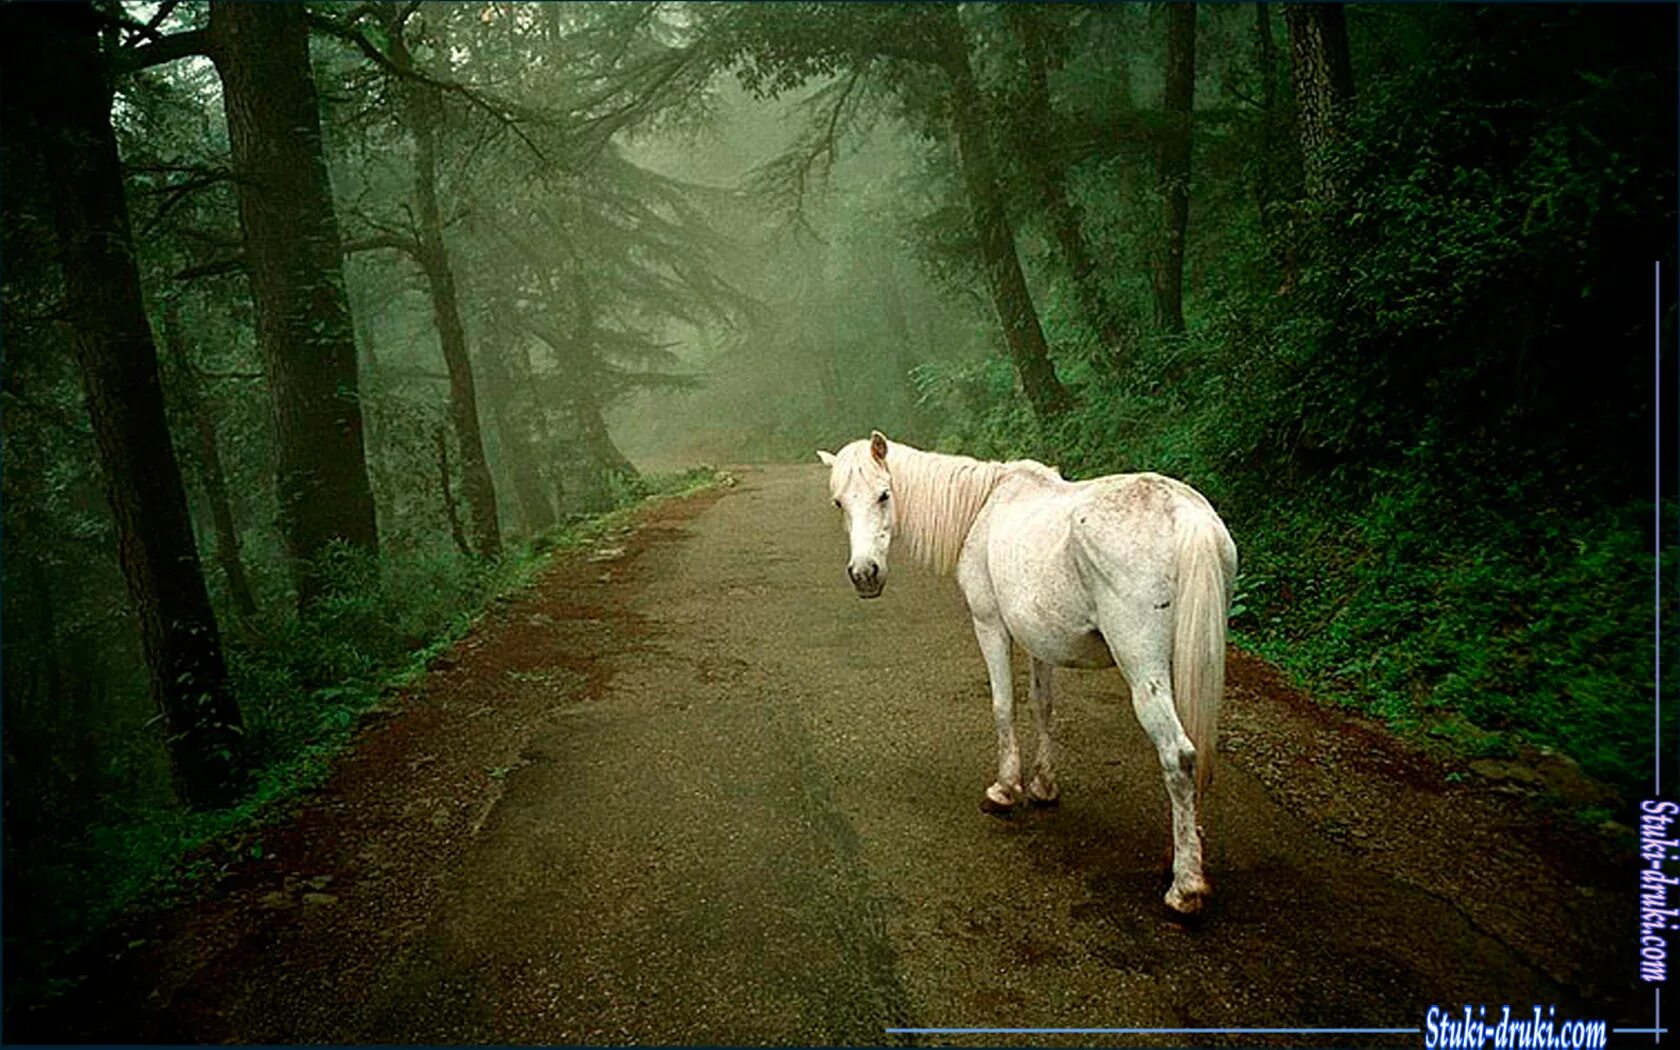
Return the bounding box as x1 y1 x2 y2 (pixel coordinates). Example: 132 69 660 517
878 491 890 504
833 498 841 509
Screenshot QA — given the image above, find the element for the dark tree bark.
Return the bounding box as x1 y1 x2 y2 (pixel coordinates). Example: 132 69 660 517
558 287 639 485
575 391 639 483
348 272 381 375
1006 7 1128 360
1152 3 1196 334
3 3 245 808
479 330 557 534
160 299 258 619
942 13 1073 420
389 15 502 559
433 425 473 557
1251 3 1299 292
208 1 380 607
29 554 63 722
1285 3 1356 206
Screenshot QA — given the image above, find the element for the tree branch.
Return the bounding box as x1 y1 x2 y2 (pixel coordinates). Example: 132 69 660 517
344 232 423 258
136 171 236 237
175 233 422 281
145 1 182 35
174 255 246 282
113 27 212 75
305 11 550 163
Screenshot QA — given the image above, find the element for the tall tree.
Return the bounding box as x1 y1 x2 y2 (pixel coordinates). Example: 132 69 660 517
1004 7 1128 360
381 9 503 559
160 297 258 619
1250 2 1298 292
2 3 245 808
1152 3 1196 333
705 4 1073 418
477 325 557 535
207 1 380 605
1285 3 1356 206
942 7 1074 417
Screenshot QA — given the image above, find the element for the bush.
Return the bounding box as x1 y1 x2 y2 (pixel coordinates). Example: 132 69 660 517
926 4 1671 794
4 471 719 1007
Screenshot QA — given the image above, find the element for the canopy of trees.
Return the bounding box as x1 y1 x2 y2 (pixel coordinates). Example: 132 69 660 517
2 0 1673 1012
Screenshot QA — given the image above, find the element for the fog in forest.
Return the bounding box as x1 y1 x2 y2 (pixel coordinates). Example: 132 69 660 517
2 1 1673 1028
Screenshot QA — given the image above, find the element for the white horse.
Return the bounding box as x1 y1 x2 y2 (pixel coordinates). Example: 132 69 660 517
818 431 1237 918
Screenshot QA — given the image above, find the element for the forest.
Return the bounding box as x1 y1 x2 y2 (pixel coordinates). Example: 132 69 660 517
1 0 1674 1016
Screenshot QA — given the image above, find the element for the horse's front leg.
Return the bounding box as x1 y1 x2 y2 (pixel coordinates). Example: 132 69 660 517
971 616 1021 813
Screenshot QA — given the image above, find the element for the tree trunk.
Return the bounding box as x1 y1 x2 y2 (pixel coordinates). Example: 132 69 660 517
348 271 381 375
506 338 568 516
390 18 502 560
576 390 639 483
161 299 258 619
1152 2 1196 334
29 554 63 722
943 15 1073 420
558 280 640 487
4 3 245 808
1251 3 1298 292
1285 3 1355 207
479 329 556 534
1007 7 1128 360
434 425 472 557
208 1 380 608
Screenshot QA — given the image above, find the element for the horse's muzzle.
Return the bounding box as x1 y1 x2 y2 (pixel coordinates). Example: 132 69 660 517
849 560 884 599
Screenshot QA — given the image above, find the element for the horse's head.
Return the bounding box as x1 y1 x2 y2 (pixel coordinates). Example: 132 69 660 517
817 430 894 599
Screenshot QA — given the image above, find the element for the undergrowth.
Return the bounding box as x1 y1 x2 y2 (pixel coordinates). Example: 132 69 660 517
912 7 1671 798
917 323 1666 797
4 467 722 1009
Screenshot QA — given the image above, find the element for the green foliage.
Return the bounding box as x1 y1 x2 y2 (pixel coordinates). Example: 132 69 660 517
3 471 720 1010
924 3 1672 794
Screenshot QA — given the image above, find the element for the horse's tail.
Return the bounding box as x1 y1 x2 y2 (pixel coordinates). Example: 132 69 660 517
1172 509 1236 801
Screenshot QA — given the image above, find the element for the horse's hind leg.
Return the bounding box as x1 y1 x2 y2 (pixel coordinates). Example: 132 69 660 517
1026 657 1059 805
971 616 1022 813
1103 628 1208 918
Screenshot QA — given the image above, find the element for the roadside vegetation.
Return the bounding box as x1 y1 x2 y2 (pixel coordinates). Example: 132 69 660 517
909 7 1673 793
8 468 719 1005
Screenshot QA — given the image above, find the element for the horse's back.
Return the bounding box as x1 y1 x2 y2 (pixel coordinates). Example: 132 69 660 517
961 466 1232 670
961 465 1114 668
1067 471 1237 591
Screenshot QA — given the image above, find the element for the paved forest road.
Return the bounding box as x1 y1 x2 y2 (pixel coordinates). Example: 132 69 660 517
25 466 1642 1045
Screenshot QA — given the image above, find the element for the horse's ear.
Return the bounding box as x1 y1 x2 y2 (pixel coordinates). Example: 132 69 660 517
869 430 888 463
816 450 836 466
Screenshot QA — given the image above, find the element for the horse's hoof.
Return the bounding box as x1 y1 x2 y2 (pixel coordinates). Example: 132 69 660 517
980 784 1018 815
1026 775 1059 806
1163 882 1211 926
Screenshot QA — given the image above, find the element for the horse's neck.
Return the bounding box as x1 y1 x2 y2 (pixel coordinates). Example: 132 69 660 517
887 445 1005 576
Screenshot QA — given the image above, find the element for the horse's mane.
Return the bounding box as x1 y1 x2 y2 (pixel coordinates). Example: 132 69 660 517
885 443 1008 576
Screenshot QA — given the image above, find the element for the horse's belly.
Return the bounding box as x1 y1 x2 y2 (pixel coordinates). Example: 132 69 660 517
974 487 1116 669
993 561 1115 669
1012 621 1115 669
